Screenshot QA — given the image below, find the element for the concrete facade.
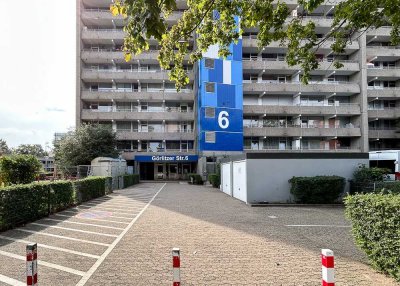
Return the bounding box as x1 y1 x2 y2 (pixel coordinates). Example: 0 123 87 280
76 0 400 178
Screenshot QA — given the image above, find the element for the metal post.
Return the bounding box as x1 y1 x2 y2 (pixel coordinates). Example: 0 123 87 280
172 248 180 286
26 243 38 286
321 249 335 286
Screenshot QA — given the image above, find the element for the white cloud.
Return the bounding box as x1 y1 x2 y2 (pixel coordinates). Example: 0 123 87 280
0 0 76 148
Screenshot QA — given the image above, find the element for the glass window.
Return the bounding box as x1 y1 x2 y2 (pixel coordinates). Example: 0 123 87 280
205 107 215 118
205 132 216 143
205 58 215 69
206 82 215 93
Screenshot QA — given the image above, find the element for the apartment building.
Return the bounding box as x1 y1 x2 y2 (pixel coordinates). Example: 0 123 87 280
77 0 399 180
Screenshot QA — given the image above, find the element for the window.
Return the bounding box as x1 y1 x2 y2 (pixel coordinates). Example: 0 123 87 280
205 132 216 143
205 107 215 118
205 58 215 69
206 82 215 93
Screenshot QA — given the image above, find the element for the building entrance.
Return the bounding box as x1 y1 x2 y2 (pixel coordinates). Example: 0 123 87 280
139 162 196 181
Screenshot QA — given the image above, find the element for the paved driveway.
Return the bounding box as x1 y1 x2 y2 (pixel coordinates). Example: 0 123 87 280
0 183 397 285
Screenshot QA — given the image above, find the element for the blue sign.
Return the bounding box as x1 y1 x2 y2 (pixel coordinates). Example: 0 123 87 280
135 155 199 162
197 15 243 152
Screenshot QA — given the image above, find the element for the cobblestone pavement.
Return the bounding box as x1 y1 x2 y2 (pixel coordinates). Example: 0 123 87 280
85 183 398 286
0 183 398 286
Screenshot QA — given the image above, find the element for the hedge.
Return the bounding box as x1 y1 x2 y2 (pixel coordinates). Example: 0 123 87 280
188 173 203 185
289 176 345 203
345 194 400 282
350 181 400 195
208 174 220 188
74 176 112 203
0 176 112 231
123 174 139 188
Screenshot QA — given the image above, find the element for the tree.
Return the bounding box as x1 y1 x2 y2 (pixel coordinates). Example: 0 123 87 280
111 0 400 89
53 124 118 168
0 139 11 156
0 154 42 185
13 144 48 157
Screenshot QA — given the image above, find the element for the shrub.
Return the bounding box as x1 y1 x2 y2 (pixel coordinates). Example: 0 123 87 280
208 174 220 188
350 180 400 195
0 154 42 185
48 181 75 212
0 182 50 230
345 194 400 282
74 176 112 203
353 165 390 183
123 174 139 188
289 176 345 204
188 173 203 185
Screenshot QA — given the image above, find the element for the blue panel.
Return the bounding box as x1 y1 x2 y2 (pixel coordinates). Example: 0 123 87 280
199 132 243 152
199 108 243 132
217 84 236 108
208 59 223 83
135 155 198 162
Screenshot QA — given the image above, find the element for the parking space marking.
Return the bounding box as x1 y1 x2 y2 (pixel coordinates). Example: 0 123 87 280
29 223 119 237
268 216 278 219
76 183 166 286
72 207 137 216
61 210 133 220
286 224 351 228
0 274 25 286
0 235 100 259
53 214 130 225
42 218 125 230
0 250 85 276
16 229 111 247
80 203 143 211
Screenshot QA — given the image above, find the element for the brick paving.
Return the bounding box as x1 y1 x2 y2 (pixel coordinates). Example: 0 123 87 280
0 182 397 285
85 183 398 286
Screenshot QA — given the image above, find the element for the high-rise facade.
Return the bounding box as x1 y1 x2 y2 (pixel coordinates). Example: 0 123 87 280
77 0 399 180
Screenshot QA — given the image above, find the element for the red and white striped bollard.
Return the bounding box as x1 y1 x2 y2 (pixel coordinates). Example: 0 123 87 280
26 243 38 286
172 248 180 286
321 249 335 286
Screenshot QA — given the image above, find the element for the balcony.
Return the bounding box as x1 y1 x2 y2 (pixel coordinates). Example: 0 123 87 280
367 27 392 38
116 130 195 141
81 68 194 82
243 59 360 74
368 108 400 119
81 89 194 102
243 103 361 116
243 146 360 153
243 126 361 137
243 81 360 95
367 66 400 78
81 49 159 64
369 129 400 139
367 87 400 99
81 109 195 121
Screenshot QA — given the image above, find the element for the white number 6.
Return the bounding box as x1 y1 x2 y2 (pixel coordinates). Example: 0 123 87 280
218 111 230 129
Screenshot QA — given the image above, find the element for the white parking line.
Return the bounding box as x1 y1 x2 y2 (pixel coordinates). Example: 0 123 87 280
76 183 167 286
0 250 85 276
15 229 110 247
61 210 133 220
53 214 130 225
286 224 351 228
0 235 100 259
42 218 125 230
0 274 25 286
80 203 142 211
29 223 119 238
73 207 137 216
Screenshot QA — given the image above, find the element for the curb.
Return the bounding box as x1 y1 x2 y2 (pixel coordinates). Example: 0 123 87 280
250 203 345 208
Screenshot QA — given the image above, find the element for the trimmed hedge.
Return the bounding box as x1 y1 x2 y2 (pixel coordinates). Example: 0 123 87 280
345 194 400 282
188 173 203 185
289 176 345 203
350 181 400 195
0 176 112 231
208 174 220 188
74 176 112 203
123 174 139 188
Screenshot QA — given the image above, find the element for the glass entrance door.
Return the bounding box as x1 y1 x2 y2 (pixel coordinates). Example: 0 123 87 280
155 163 165 180
168 164 178 180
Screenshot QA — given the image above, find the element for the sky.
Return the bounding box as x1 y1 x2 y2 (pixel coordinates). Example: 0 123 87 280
0 0 76 149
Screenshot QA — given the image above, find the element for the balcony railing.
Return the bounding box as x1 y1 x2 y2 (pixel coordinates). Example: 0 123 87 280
116 129 194 133
243 146 357 152
243 123 359 129
243 58 358 64
243 79 353 85
84 88 193 93
117 148 195 153
83 68 193 73
84 107 193 113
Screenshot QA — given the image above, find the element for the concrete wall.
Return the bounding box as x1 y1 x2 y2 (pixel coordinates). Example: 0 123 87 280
245 158 369 203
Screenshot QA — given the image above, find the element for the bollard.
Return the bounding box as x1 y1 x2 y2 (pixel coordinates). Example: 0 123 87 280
172 248 180 286
321 249 335 286
26 243 38 286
